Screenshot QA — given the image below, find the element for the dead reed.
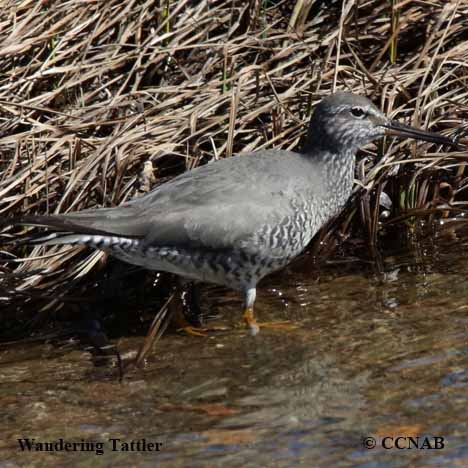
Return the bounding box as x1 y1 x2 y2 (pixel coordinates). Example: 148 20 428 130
1 0 467 334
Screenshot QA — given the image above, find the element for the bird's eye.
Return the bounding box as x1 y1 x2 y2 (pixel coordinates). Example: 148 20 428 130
350 107 366 118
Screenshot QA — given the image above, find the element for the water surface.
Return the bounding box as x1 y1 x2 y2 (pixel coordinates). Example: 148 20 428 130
1 237 468 467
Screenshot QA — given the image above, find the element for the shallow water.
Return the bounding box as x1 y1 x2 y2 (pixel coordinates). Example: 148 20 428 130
1 237 468 467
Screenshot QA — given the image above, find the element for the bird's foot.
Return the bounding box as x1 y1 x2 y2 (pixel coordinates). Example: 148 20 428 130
172 312 208 336
243 307 297 335
243 307 260 336
169 297 208 337
176 325 230 336
253 321 298 332
176 325 208 337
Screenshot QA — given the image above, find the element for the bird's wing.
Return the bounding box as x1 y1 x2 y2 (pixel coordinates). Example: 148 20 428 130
134 152 315 254
142 189 297 255
8 151 323 256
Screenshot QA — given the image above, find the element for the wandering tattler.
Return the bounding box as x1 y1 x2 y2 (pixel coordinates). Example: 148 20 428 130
4 92 460 334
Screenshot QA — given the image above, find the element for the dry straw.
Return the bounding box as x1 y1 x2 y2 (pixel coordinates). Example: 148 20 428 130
0 0 467 335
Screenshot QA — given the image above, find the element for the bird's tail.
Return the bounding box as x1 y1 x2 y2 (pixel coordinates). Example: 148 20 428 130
0 214 138 248
14 232 91 247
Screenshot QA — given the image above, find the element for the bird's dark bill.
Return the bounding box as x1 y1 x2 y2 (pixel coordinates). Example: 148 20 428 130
383 121 460 148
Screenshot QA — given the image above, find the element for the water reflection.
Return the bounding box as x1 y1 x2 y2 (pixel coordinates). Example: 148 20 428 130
1 238 468 467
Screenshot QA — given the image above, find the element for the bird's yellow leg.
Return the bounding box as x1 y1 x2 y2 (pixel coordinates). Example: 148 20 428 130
173 308 208 337
243 306 260 336
176 325 208 337
173 323 207 337
256 321 298 330
172 280 229 336
243 287 259 335
168 288 208 337
242 287 297 335
242 307 297 334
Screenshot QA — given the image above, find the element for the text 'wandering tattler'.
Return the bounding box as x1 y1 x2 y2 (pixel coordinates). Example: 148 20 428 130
3 92 462 335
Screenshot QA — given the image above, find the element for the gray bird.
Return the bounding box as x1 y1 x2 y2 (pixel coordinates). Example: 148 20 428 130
3 92 460 334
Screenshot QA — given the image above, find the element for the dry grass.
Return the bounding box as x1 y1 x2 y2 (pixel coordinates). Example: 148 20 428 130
1 0 468 335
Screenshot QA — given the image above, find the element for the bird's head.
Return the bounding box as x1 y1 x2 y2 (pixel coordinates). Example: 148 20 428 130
303 92 459 155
